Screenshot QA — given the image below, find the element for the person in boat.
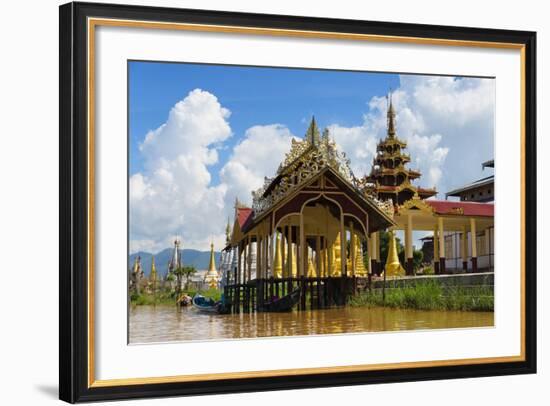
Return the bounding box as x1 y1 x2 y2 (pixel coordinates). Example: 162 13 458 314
177 293 192 306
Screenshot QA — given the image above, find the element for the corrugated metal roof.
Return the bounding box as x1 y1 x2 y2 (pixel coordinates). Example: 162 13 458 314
445 175 494 197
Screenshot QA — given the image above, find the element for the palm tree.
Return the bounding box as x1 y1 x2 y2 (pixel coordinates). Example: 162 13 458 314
174 265 197 292
182 266 197 290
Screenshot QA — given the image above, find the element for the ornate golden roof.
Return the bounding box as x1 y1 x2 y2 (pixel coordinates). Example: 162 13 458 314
252 118 356 215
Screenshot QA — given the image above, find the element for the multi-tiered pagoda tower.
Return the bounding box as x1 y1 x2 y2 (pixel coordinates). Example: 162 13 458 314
365 96 436 206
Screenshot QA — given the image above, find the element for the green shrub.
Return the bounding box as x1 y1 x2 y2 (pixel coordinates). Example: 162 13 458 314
349 280 493 312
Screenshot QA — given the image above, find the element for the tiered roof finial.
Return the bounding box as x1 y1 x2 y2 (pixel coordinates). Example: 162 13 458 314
387 91 396 138
363 93 437 205
305 116 320 145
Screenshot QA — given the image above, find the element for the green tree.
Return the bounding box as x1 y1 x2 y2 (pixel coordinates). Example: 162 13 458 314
174 265 197 291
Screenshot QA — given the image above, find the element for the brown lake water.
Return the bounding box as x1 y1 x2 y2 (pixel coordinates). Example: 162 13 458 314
129 305 494 344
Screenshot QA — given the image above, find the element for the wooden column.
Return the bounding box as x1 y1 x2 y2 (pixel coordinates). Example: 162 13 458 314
281 226 287 278
470 218 478 272
485 227 491 271
433 226 440 275
438 217 446 274
461 227 468 271
287 225 293 278
327 239 333 277
349 222 355 277
257 235 262 280
366 234 373 275
243 239 248 283
269 229 274 278
247 237 252 282
316 233 322 277
374 232 381 275
299 213 305 278
340 216 346 276
237 244 242 284
405 214 414 275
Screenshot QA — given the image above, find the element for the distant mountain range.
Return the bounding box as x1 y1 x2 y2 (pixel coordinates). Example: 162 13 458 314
129 248 221 278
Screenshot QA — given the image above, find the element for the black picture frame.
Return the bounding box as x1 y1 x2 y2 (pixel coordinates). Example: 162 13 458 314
59 1 537 403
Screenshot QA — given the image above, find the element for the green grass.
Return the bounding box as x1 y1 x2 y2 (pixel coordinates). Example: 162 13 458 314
130 288 222 306
349 280 493 312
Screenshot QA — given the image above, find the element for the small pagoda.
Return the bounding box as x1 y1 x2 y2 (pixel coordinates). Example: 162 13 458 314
364 95 436 206
204 242 220 289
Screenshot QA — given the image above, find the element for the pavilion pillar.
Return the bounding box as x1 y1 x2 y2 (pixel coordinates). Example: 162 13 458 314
461 227 468 271
262 234 269 279
287 225 293 279
322 240 327 277
470 218 478 273
299 212 305 278
405 214 414 276
349 222 356 276
247 237 252 282
316 234 322 277
281 227 287 278
438 217 446 274
269 228 274 278
328 239 334 277
340 216 346 276
244 239 249 283
237 243 242 283
370 232 378 276
366 234 373 275
485 228 491 270
375 232 381 276
433 227 440 275
257 235 262 280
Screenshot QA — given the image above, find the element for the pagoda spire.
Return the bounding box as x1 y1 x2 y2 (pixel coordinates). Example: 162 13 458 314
150 255 157 282
208 242 216 273
204 241 219 288
305 116 320 145
387 92 396 138
225 217 232 244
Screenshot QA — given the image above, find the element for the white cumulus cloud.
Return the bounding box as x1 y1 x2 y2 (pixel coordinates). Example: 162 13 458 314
129 89 232 254
326 75 494 197
220 124 297 207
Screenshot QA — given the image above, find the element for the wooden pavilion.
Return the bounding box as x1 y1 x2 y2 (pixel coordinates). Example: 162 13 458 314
223 118 395 312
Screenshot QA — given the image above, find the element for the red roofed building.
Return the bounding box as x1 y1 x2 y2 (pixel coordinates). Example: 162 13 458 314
394 193 494 275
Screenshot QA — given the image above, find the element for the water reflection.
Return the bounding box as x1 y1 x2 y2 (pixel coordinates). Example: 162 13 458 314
129 305 494 344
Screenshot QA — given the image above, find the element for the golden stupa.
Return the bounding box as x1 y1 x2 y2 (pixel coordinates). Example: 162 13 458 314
204 242 220 288
384 230 405 277
283 241 298 277
347 234 368 277
330 232 343 277
307 256 317 277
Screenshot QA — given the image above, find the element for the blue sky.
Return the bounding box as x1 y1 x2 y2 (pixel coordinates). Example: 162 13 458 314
129 62 400 183
128 61 494 253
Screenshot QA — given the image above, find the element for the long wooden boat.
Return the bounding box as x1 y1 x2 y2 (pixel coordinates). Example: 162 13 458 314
192 294 231 314
261 288 301 312
192 294 219 314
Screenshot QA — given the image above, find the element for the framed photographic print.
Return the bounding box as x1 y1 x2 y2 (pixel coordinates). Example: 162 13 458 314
59 1 537 403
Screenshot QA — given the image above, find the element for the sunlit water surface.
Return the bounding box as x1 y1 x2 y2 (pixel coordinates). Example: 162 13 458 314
129 305 494 344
